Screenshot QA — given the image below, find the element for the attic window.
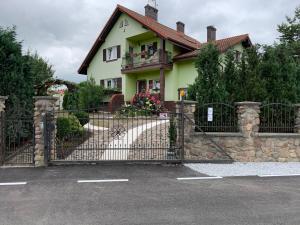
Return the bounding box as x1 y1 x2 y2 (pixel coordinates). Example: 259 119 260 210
124 19 128 26
235 51 241 62
120 20 128 29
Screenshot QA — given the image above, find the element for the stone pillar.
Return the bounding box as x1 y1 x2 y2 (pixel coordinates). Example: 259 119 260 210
176 100 197 160
176 100 197 135
294 104 300 133
0 96 8 164
235 102 261 138
34 96 57 167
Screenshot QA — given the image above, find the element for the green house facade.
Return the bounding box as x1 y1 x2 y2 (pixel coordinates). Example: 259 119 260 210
78 4 252 109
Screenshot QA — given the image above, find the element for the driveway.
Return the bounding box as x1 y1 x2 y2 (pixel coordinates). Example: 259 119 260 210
0 164 299 225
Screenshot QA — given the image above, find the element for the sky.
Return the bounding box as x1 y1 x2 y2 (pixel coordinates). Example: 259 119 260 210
0 0 299 83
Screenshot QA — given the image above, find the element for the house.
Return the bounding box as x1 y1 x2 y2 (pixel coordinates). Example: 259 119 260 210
78 3 252 110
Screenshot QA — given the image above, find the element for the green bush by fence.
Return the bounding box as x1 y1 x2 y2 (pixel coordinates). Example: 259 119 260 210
56 114 84 141
72 111 90 126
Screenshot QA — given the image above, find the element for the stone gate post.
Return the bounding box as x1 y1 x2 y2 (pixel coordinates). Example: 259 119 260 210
176 101 197 159
235 102 261 138
234 102 261 161
294 104 300 133
0 96 8 164
176 100 197 135
34 96 57 167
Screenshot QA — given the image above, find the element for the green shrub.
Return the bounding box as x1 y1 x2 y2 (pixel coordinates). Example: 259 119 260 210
168 115 177 149
56 114 84 140
78 78 104 110
72 111 90 126
63 90 79 110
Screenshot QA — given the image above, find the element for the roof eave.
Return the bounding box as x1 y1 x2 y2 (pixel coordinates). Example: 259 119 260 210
78 7 122 75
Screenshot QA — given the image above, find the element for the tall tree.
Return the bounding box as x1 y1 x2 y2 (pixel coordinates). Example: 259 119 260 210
188 43 227 102
223 49 238 102
278 6 300 43
261 44 300 102
0 26 54 116
236 46 266 101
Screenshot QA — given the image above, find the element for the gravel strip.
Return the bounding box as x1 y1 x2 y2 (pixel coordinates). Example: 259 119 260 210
185 162 300 177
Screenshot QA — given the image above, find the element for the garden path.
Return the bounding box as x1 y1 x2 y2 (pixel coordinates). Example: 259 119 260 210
66 120 169 161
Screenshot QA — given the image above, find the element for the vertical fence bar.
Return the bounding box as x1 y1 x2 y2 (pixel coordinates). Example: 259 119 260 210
0 97 7 165
43 113 48 167
0 111 4 165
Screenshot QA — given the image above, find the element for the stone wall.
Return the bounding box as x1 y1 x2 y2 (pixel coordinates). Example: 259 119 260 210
179 101 300 162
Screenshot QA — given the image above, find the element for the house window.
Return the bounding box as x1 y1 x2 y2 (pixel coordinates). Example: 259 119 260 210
107 46 117 61
103 45 121 62
141 42 157 59
101 78 122 90
149 80 160 92
147 42 157 57
124 19 128 26
153 80 160 90
107 80 112 88
235 51 241 62
119 20 128 28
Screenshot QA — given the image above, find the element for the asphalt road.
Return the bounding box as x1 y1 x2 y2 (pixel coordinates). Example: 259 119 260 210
0 164 299 225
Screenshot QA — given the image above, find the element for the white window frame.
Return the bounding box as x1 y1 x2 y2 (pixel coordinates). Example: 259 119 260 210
107 46 118 61
104 78 118 89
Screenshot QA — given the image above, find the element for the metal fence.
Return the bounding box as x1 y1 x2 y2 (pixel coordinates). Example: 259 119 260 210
1 111 35 165
259 103 296 133
46 109 183 162
195 102 238 132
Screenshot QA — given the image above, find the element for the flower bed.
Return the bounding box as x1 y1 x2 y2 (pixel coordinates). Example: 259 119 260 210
131 92 161 113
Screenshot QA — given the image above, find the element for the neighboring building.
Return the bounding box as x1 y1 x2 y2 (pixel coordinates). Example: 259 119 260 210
78 3 252 110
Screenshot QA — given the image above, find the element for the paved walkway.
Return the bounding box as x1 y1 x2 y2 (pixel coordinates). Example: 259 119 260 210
66 120 169 160
101 120 168 160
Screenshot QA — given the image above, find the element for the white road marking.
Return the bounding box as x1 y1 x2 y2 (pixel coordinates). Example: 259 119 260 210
0 182 27 186
258 174 300 177
177 176 223 180
77 179 129 183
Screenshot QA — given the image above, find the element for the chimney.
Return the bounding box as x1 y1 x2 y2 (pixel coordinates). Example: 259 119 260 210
176 21 185 33
207 26 216 42
145 4 158 21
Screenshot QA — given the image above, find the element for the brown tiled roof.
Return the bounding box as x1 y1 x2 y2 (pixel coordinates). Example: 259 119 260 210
78 4 201 74
117 5 200 49
173 34 251 61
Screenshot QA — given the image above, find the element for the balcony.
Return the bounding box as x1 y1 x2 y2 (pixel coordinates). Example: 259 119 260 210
121 49 173 74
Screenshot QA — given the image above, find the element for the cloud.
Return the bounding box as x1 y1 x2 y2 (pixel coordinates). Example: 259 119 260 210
0 0 299 82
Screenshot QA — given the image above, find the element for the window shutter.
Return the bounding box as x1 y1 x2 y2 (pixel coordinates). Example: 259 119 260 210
100 80 104 87
117 78 122 90
103 49 106 61
141 45 145 58
117 45 121 59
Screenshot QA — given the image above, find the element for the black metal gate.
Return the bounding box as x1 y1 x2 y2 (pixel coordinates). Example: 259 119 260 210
45 109 184 164
0 111 35 165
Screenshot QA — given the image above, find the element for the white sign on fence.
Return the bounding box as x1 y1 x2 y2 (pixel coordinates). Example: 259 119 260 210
207 107 213 122
159 113 168 119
